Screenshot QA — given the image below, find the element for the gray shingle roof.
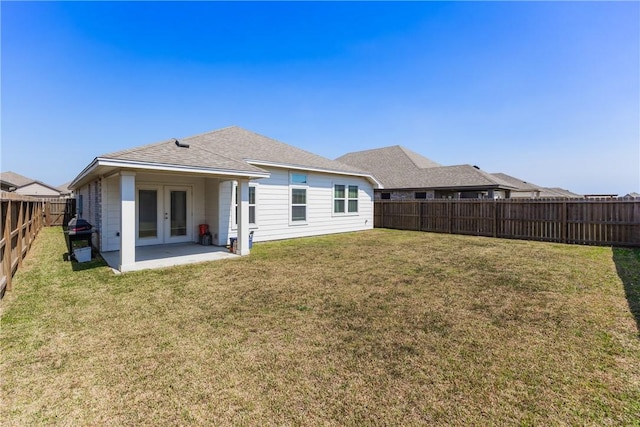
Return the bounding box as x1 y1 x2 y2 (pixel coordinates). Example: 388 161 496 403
0 171 62 193
337 146 440 185
101 126 367 175
490 173 540 192
337 146 514 189
0 171 35 187
539 187 582 198
410 165 517 189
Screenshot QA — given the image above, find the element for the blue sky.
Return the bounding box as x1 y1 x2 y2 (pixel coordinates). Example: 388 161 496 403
2 1 638 195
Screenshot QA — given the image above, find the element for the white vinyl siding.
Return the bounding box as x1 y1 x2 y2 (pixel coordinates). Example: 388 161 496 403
99 167 374 252
100 172 209 251
236 167 373 243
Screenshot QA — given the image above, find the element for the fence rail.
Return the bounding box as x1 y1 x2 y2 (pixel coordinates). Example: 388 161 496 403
374 199 640 247
1 195 76 298
1 194 45 298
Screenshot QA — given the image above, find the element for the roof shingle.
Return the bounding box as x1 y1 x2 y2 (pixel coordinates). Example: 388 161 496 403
102 126 367 175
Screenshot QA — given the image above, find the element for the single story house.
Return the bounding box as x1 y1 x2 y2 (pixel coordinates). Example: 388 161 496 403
69 126 380 272
489 173 583 199
488 172 541 198
337 146 517 200
0 171 64 198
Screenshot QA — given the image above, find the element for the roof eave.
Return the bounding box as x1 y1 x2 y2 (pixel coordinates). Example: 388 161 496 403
246 159 384 188
379 184 517 192
70 158 271 190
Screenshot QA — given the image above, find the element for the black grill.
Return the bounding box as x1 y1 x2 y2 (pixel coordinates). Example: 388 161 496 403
64 217 95 261
67 217 93 234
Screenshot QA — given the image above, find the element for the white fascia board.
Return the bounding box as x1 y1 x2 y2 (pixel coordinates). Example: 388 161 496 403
69 158 99 190
70 158 270 189
97 158 270 178
246 159 384 188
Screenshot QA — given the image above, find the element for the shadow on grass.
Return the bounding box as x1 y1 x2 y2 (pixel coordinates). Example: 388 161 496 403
613 247 640 337
62 252 108 272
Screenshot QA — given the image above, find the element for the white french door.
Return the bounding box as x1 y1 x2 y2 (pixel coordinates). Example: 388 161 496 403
136 185 192 246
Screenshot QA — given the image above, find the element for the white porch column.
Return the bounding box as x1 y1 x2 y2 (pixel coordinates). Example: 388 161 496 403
120 171 136 270
236 179 251 256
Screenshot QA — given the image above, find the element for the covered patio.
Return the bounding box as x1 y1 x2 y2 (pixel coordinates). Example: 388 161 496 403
100 242 239 273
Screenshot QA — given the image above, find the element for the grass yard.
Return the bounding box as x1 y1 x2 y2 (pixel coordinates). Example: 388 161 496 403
1 227 639 425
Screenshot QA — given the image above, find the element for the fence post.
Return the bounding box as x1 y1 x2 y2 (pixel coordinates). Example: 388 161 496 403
4 200 12 292
419 201 424 231
493 199 498 238
634 201 640 246
561 201 567 244
16 201 24 268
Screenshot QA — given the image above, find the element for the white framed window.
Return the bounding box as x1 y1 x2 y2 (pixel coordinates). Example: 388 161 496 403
290 172 307 224
233 183 257 227
333 184 358 214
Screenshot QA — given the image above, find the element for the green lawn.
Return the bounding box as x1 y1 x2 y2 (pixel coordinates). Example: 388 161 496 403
1 227 639 425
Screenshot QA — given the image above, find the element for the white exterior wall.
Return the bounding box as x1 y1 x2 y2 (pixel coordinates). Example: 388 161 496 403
99 172 218 252
204 178 221 241
96 167 373 252
103 175 121 252
224 167 374 244
217 180 234 246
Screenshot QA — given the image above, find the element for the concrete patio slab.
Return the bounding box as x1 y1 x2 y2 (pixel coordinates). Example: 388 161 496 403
100 243 239 272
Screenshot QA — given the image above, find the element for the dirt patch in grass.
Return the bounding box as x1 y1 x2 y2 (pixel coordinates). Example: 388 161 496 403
1 227 639 425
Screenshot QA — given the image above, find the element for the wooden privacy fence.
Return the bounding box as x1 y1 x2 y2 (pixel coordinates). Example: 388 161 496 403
0 195 75 298
44 198 76 227
1 194 45 298
375 199 640 247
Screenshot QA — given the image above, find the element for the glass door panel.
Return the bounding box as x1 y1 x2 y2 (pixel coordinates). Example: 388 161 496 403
138 189 158 239
164 186 191 243
170 190 187 237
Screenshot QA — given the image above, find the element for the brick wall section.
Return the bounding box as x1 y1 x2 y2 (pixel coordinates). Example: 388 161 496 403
78 179 102 249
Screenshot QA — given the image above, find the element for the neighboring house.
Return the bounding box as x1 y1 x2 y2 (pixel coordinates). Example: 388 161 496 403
69 126 380 272
57 181 74 198
0 171 63 198
624 192 640 198
490 174 584 199
489 173 542 198
538 187 582 198
337 146 517 200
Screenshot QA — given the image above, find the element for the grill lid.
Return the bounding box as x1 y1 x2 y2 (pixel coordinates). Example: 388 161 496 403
67 217 93 232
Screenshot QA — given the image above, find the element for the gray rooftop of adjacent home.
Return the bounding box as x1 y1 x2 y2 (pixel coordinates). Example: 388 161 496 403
0 171 61 192
101 126 368 175
0 171 36 187
337 146 515 189
490 172 541 192
410 165 517 189
337 146 441 184
539 187 583 198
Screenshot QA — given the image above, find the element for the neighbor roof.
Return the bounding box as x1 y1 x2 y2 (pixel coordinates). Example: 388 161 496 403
490 172 540 192
337 146 514 190
72 126 378 189
0 171 61 193
337 146 440 184
538 187 582 198
0 171 35 188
